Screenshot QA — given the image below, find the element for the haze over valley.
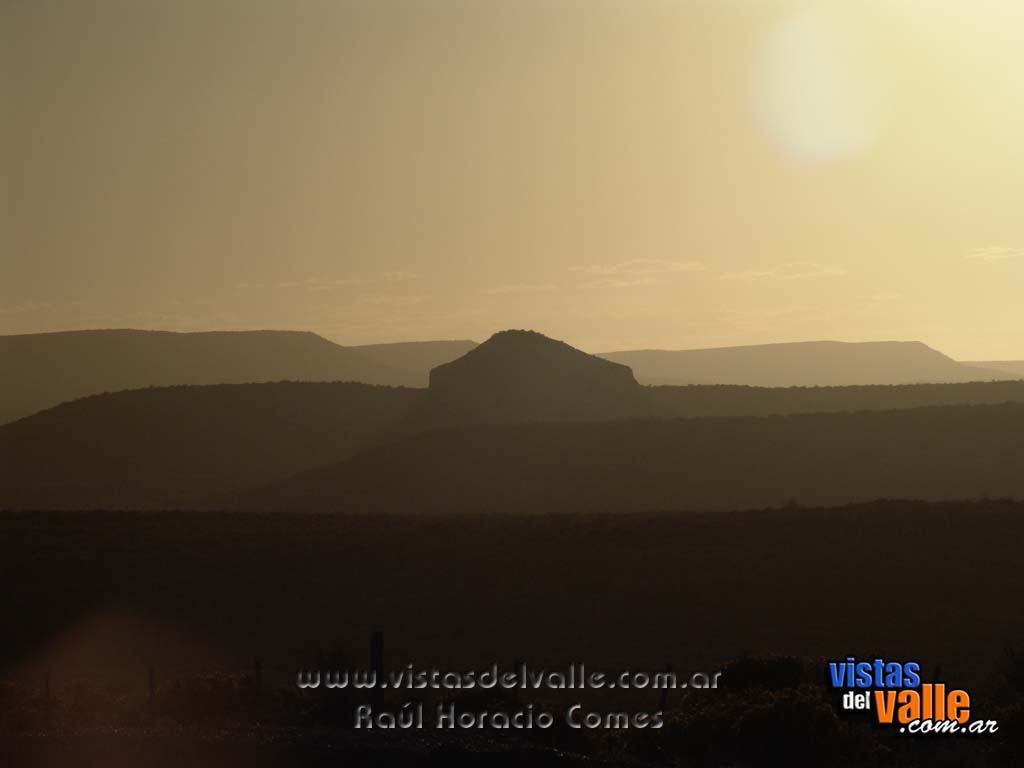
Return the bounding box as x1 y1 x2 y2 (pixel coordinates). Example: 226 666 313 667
4 328 1024 513
3 328 1020 425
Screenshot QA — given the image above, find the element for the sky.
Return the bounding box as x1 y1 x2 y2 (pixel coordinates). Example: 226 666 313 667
3 0 1024 358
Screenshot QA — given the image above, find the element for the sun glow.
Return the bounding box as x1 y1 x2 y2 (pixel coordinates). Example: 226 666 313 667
756 4 887 162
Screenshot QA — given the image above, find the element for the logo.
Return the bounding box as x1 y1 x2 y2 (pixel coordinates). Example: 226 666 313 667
827 657 998 736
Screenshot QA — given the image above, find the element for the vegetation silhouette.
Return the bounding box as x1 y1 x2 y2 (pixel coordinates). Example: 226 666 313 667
1 501 1022 766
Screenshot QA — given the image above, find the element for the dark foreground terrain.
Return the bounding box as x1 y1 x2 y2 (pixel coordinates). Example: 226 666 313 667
2 501 1022 766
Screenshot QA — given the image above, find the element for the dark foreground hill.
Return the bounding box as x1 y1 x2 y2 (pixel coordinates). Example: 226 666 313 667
10 329 1024 512
0 329 407 424
2 501 1022 768
601 340 1012 386
10 362 1024 511
646 379 1024 418
242 403 1024 513
0 382 424 509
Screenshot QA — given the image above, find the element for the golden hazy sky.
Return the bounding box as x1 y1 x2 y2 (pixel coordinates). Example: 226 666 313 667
3 0 1024 357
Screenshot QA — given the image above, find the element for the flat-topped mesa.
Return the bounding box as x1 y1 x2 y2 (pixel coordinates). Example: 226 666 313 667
427 329 641 424
599 340 1013 387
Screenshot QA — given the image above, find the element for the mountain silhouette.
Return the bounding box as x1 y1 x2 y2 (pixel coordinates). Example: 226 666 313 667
10 327 1024 511
419 329 643 425
0 382 423 509
0 329 411 424
240 403 1024 514
8 329 1014 426
600 340 1013 387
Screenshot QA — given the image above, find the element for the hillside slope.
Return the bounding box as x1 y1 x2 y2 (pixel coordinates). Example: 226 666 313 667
0 382 424 510
8 378 1024 511
601 340 1011 386
0 329 404 424
242 403 1024 514
645 379 1024 418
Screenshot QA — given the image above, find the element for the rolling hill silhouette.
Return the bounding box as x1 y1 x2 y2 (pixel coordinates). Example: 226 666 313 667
240 403 1024 514
0 382 423 509
0 329 405 424
9 329 1024 511
7 328 1015 428
0 329 427 424
600 340 1012 386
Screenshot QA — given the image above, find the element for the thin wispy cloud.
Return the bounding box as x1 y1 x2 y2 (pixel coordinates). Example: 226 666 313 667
238 272 419 292
275 277 366 291
571 259 706 277
349 294 427 310
965 246 1023 262
483 284 558 295
381 270 418 282
582 277 658 289
0 300 51 317
863 293 903 302
721 262 846 281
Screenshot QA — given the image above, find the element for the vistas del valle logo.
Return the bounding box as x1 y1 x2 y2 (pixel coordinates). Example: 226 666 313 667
828 657 999 736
